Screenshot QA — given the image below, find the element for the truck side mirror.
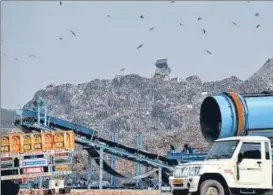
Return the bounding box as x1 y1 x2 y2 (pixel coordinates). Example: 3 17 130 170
237 153 243 164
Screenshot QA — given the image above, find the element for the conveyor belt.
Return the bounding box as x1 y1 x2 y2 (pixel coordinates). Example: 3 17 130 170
87 149 125 178
14 108 203 181
15 109 98 137
96 137 178 165
15 109 176 169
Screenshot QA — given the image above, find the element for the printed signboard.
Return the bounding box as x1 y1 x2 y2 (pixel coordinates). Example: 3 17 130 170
54 151 72 165
55 165 69 171
55 152 69 157
43 132 53 150
23 167 44 174
20 158 48 168
32 133 42 151
1 135 10 153
1 172 51 180
1 170 72 180
52 170 72 176
22 134 32 152
65 131 75 150
1 157 13 161
10 134 21 153
53 131 75 150
0 131 75 154
54 132 65 149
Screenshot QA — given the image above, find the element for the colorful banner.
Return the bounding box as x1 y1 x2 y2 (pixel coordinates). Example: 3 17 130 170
10 134 21 153
1 135 10 153
22 134 32 152
43 132 53 150
0 131 75 154
32 133 42 151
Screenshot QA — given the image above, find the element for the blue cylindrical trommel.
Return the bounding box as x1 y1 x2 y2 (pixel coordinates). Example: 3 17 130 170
200 91 273 143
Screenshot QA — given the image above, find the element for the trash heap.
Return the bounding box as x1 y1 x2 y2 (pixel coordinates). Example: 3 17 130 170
19 58 273 173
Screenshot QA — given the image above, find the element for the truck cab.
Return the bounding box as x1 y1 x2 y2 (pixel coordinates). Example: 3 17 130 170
169 136 273 195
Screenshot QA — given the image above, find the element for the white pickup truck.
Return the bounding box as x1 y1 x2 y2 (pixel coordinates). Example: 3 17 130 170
169 91 273 195
169 135 273 195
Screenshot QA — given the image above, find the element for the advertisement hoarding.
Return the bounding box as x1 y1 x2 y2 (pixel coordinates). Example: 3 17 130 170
20 158 48 168
23 167 44 174
0 131 75 154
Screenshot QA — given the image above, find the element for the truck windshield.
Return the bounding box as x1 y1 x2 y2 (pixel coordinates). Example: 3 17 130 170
206 140 239 160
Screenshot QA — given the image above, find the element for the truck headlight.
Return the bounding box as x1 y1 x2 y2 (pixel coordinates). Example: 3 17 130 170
188 166 202 176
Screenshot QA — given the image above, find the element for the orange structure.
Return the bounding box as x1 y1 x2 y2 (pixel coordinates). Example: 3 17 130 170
43 132 53 150
0 130 75 154
22 134 32 152
10 134 21 153
1 135 10 153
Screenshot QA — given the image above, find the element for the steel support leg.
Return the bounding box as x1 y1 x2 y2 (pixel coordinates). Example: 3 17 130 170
99 148 104 189
38 176 43 189
110 132 116 186
158 167 162 190
135 133 143 187
37 106 41 126
87 155 92 189
136 134 140 186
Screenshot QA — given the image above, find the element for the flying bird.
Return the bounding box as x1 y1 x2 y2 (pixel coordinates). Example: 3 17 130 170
136 44 143 50
179 22 183 26
255 13 259 17
232 22 237 26
197 17 202 21
120 68 125 72
106 14 111 18
59 37 63 40
205 49 212 55
14 58 19 61
70 30 76 37
149 27 155 31
28 54 36 58
59 1 62 6
140 15 144 19
256 24 260 28
202 29 206 34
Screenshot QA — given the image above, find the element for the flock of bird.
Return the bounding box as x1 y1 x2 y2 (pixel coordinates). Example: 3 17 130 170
2 1 262 63
57 0 263 57
130 1 262 55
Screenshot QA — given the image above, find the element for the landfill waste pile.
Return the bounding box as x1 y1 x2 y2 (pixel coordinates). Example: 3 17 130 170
3 58 273 174
1 108 16 128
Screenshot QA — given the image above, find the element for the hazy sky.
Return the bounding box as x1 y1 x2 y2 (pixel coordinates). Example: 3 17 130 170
1 1 273 109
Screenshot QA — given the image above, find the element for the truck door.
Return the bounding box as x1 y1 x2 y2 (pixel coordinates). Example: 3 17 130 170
237 142 265 186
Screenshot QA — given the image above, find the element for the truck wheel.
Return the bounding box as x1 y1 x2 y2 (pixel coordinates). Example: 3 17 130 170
200 179 225 195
